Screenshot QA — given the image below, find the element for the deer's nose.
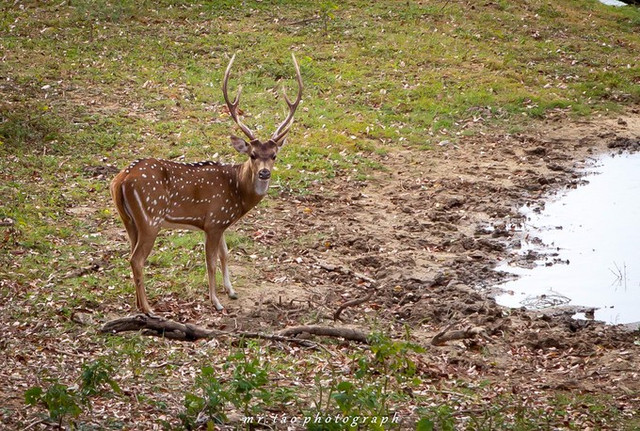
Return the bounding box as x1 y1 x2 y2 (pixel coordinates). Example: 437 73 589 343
258 169 271 180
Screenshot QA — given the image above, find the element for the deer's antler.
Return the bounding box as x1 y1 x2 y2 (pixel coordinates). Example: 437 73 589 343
270 53 303 144
222 54 257 142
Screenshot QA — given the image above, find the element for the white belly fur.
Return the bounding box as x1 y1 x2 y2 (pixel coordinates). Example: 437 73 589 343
161 221 202 231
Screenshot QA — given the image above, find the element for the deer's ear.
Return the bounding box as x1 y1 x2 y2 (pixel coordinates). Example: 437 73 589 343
276 137 287 149
230 135 250 154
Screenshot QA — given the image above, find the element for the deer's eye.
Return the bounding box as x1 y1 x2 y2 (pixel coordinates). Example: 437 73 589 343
250 154 257 160
271 155 277 160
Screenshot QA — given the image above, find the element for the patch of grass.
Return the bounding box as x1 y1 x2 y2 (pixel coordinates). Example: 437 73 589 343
3 0 640 429
225 231 254 250
4 2 638 179
0 107 66 154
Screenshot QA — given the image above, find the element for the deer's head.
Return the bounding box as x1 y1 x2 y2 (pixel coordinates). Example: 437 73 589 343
223 53 303 196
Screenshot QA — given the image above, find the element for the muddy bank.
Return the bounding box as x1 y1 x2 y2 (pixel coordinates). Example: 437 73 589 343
127 112 640 411
190 111 640 400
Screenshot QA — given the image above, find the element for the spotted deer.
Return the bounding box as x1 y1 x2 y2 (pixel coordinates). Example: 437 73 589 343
110 53 303 313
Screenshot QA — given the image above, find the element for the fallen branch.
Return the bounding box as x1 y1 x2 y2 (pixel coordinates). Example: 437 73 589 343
431 325 490 346
100 314 214 340
278 325 370 343
333 290 374 322
227 330 320 348
100 314 318 348
316 260 377 285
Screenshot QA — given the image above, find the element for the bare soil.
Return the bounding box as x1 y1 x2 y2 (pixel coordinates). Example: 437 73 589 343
203 111 640 407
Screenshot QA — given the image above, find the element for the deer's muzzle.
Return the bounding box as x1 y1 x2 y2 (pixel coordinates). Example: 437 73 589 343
258 169 271 180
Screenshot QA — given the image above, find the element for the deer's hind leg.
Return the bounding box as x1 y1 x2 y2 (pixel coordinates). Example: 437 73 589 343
129 227 159 314
122 185 160 314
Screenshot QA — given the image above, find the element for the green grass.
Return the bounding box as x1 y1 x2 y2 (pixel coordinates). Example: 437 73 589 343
1 0 640 429
3 1 638 161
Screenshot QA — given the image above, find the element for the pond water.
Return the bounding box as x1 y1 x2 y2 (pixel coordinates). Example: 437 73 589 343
495 152 640 325
599 0 627 6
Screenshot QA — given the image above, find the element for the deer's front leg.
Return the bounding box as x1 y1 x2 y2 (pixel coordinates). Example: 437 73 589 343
218 234 238 300
205 230 225 311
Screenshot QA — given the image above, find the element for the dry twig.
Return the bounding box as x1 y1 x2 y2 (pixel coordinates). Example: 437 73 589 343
333 290 375 321
316 260 377 284
431 325 490 346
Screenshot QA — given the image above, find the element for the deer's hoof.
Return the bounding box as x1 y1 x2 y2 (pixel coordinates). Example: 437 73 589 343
228 292 238 300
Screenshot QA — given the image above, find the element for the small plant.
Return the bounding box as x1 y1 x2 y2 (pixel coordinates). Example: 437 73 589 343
355 331 424 418
179 342 273 429
305 331 423 430
416 417 435 431
25 383 82 429
319 1 339 36
224 342 271 418
431 405 456 431
179 365 229 430
114 336 148 377
80 359 121 401
24 359 120 429
367 331 424 385
415 405 458 431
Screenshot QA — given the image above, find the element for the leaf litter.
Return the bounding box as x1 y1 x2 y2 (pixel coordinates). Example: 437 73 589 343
2 114 640 429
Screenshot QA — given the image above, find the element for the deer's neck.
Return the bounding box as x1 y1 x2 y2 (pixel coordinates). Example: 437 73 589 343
234 161 266 213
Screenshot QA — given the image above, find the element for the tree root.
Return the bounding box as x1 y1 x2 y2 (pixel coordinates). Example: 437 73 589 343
100 314 317 348
431 324 491 346
278 325 369 343
100 314 370 346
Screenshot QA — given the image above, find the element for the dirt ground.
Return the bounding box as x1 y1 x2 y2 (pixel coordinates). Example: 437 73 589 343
5 111 640 428
194 110 640 414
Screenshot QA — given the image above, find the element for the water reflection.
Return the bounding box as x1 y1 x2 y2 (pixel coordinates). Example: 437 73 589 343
598 0 627 6
495 152 640 325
